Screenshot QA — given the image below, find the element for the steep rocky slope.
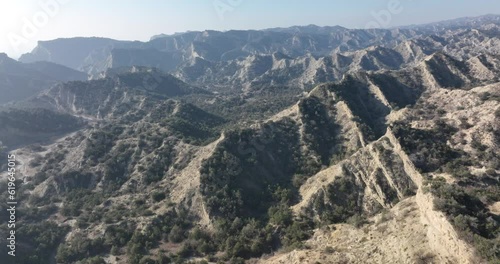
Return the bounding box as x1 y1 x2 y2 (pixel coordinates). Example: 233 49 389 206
1 49 498 263
174 25 500 92
173 45 432 91
0 16 499 264
19 27 422 75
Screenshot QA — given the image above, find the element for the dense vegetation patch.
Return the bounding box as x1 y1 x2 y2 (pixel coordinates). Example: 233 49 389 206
183 85 303 126
425 54 468 89
298 97 340 168
313 176 364 224
427 178 500 262
392 121 461 173
0 222 69 264
328 76 389 139
369 73 422 108
200 118 301 219
0 108 83 133
161 104 225 145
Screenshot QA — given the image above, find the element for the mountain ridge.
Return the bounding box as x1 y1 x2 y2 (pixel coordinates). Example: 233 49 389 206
0 53 87 104
0 14 499 264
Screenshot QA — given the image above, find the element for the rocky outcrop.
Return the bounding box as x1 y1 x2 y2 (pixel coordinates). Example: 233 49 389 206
386 129 477 263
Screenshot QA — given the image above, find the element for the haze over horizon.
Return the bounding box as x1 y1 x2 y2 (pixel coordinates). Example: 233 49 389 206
1 0 500 59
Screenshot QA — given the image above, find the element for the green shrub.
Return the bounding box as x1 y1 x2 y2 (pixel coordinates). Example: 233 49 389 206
314 177 362 224
168 225 185 243
152 191 166 202
56 237 106 264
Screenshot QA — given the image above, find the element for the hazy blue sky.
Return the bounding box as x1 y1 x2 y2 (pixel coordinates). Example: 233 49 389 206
1 0 499 58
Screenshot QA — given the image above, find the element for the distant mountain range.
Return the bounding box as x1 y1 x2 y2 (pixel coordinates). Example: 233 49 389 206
0 53 87 104
16 15 500 93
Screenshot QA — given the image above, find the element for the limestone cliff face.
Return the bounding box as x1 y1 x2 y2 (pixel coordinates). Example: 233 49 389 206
295 134 416 217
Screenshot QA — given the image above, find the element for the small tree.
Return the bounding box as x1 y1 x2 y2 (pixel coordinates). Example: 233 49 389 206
168 225 184 243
